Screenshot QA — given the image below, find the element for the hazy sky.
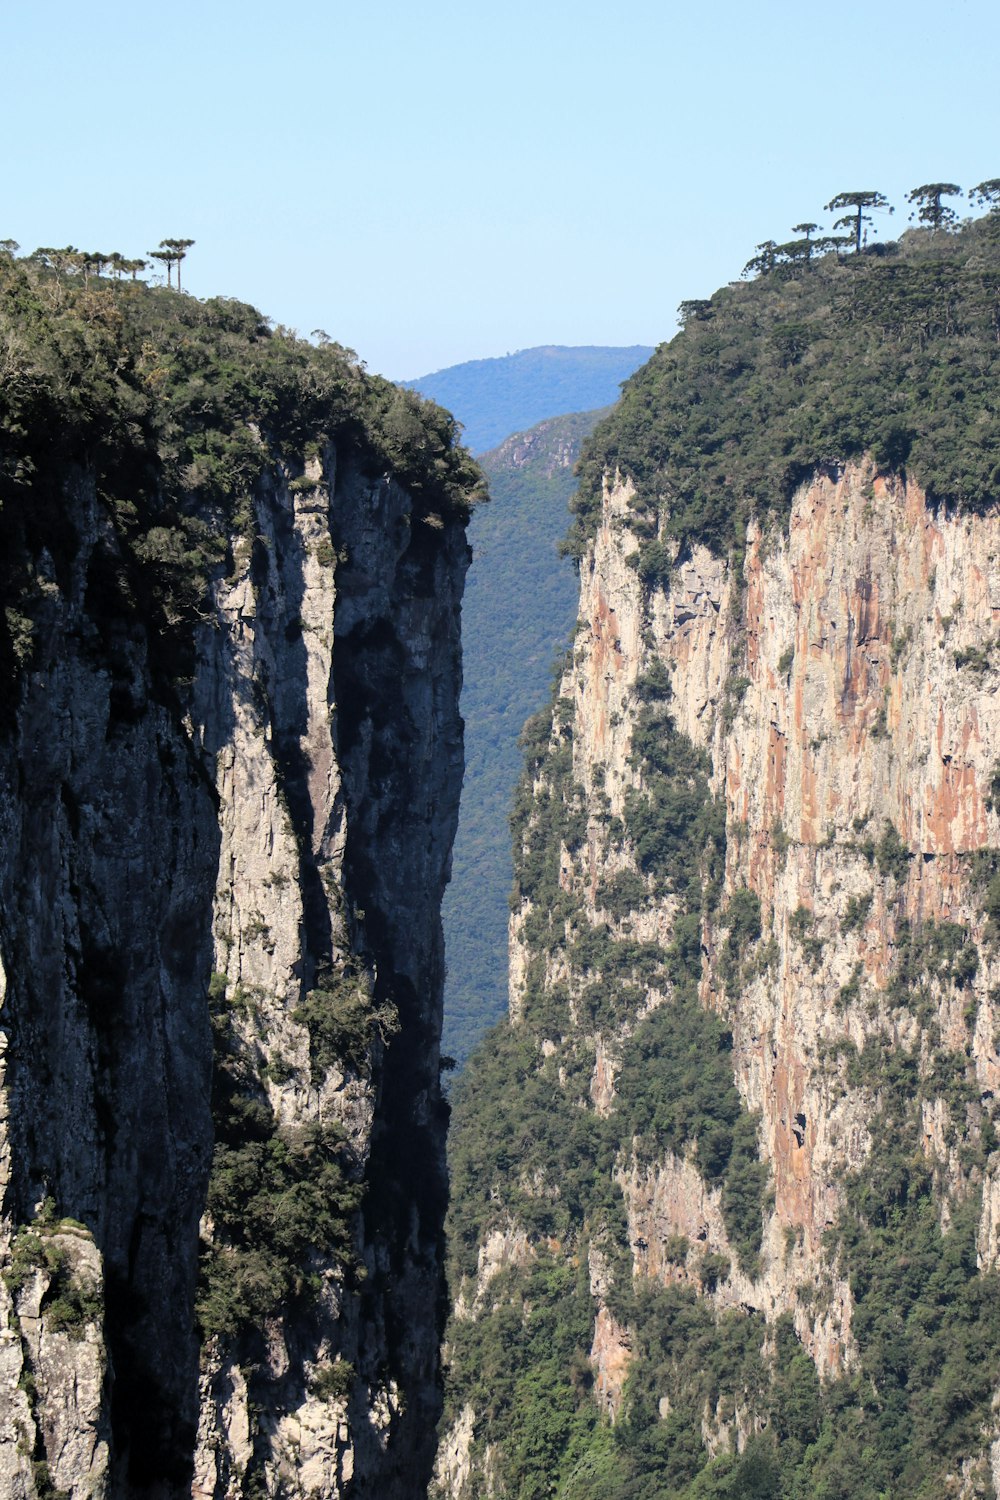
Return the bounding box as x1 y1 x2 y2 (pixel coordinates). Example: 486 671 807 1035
6 0 999 379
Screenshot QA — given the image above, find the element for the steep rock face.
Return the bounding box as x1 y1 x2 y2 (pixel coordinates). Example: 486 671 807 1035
441 461 1000 1497
0 471 218 1496
0 446 469 1497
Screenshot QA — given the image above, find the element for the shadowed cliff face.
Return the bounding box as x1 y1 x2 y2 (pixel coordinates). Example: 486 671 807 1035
0 471 218 1495
0 443 470 1499
440 461 1000 1499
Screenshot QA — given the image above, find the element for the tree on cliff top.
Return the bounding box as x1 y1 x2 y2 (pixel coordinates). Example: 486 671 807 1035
907 183 962 231
160 237 195 289
824 190 893 251
742 240 780 278
148 238 195 289
969 179 1000 213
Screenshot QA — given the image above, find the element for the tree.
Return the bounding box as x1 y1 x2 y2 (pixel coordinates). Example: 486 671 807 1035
907 183 962 231
0 239 19 258
32 246 80 274
159 237 195 289
969 179 1000 213
742 240 780 278
80 251 112 280
791 222 819 261
824 191 893 252
678 299 712 324
148 247 176 286
813 234 855 257
771 238 812 268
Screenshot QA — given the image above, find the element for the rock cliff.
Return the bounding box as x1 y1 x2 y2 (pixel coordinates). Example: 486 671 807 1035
0 260 477 1498
441 223 1000 1499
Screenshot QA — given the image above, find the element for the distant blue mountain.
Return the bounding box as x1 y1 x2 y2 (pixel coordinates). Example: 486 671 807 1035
404 344 654 454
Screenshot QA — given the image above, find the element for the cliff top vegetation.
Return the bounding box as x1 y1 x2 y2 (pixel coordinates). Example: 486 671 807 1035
0 244 483 685
569 205 1000 572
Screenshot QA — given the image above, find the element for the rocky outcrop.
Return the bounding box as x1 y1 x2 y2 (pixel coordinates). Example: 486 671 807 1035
0 442 470 1495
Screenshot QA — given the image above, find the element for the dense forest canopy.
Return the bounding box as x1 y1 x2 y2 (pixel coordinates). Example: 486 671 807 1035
569 214 1000 575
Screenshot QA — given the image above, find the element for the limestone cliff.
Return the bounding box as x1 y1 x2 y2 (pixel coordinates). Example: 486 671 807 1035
441 223 1000 1500
0 260 477 1498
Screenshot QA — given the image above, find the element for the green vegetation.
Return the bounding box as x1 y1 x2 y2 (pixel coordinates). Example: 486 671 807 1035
309 1360 355 1402
841 891 872 933
616 997 768 1273
813 1071 1000 1498
197 1120 363 1339
197 975 364 1341
621 674 725 904
569 218 1000 569
789 905 825 969
0 246 482 690
445 616 770 1489
885 919 979 1027
954 637 997 673
907 183 962 231
3 1226 102 1341
147 236 195 288
293 965 398 1078
825 190 893 252
874 820 912 882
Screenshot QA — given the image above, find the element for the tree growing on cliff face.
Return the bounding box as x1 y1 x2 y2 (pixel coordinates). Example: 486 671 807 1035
824 191 893 252
907 183 962 230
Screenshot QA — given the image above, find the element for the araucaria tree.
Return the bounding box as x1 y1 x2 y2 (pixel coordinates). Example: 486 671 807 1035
148 247 175 286
823 191 892 252
147 238 195 289
160 237 195 290
742 240 780 278
907 183 962 231
969 179 1000 213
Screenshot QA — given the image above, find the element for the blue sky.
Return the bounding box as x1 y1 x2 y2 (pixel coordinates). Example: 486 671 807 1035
5 0 999 379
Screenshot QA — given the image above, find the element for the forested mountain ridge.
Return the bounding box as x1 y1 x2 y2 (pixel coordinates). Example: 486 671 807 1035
0 249 480 1498
404 345 653 454
443 410 607 1064
440 217 1000 1499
